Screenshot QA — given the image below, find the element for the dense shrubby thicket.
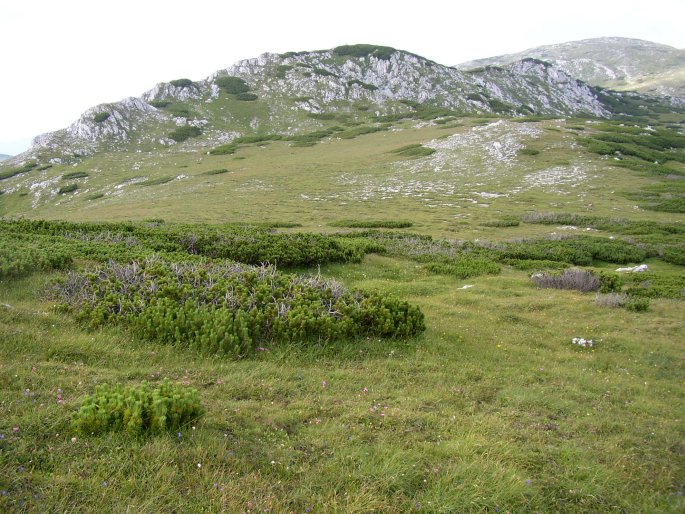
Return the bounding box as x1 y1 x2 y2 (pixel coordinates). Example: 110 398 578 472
333 44 397 60
72 381 203 436
579 123 685 214
53 258 425 355
168 126 202 142
0 219 377 268
0 235 72 279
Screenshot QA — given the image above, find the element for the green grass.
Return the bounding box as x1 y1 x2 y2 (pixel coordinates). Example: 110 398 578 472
0 115 684 511
1 254 683 512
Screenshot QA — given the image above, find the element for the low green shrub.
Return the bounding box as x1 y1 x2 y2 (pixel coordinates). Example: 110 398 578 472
0 161 38 181
291 141 318 147
58 184 78 194
209 143 238 155
389 144 436 158
624 272 685 299
500 236 647 266
275 64 292 79
72 381 203 436
662 245 685 265
61 171 89 180
330 220 413 229
333 44 396 60
347 79 378 91
0 238 72 279
93 112 110 123
481 218 520 228
169 79 195 88
202 168 230 175
488 98 513 113
624 297 650 312
233 134 282 144
149 100 171 109
338 125 389 139
424 257 501 279
519 148 540 156
313 67 336 77
215 76 250 94
168 126 202 142
307 112 336 120
236 92 258 101
54 259 425 354
598 271 623 293
165 104 194 118
138 176 175 187
466 93 486 102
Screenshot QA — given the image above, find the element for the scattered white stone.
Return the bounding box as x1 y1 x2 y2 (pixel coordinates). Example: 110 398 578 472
572 337 594 348
458 285 474 290
615 264 649 273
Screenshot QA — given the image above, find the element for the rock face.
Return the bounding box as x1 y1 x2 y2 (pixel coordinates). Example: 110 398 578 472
30 98 170 156
208 49 607 116
456 37 685 98
4 43 652 163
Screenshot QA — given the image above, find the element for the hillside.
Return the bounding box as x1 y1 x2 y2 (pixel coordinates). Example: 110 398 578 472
3 43 682 219
0 154 11 161
3 44 612 165
1 41 684 513
456 37 685 98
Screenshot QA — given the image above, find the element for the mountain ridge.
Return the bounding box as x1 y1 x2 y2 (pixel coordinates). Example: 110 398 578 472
455 37 685 98
3 44 612 167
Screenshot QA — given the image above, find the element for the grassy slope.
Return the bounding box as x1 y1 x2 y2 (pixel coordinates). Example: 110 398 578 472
1 116 684 512
1 260 683 512
2 118 681 238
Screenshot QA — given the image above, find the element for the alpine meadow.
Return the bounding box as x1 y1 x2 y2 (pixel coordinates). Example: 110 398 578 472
1 40 684 513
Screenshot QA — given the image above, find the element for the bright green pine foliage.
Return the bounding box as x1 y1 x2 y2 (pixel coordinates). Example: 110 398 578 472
72 380 203 436
53 258 425 355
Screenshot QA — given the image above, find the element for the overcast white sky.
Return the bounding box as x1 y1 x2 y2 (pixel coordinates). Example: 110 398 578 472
1 0 684 155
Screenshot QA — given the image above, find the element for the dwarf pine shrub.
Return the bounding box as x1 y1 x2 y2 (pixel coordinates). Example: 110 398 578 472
72 381 203 436
93 112 110 123
57 183 78 194
215 76 250 94
0 238 72 279
624 296 650 312
54 258 425 355
168 126 202 142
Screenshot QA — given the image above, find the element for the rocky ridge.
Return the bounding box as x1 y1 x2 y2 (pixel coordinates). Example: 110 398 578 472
2 44 614 167
456 37 685 98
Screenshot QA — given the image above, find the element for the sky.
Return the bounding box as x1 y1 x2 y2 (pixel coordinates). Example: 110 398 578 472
1 0 684 155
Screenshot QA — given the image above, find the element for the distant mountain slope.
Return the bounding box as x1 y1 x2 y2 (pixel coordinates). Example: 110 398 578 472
0 154 11 161
456 37 685 98
1 44 612 166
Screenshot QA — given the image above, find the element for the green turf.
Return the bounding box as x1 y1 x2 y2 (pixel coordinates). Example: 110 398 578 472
0 115 684 512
